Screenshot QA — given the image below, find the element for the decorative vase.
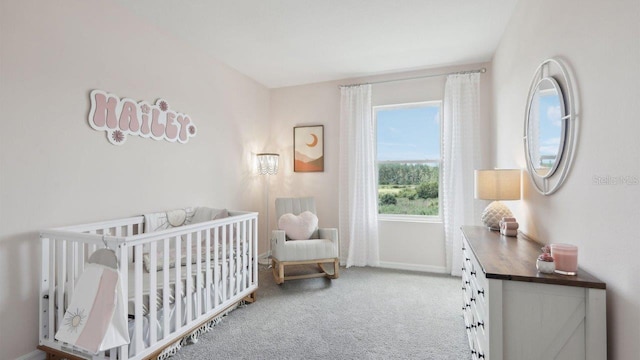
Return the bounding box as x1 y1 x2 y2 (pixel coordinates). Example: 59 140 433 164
536 259 555 274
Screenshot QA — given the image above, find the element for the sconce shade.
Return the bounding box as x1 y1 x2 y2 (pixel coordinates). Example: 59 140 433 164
257 153 279 175
474 169 521 200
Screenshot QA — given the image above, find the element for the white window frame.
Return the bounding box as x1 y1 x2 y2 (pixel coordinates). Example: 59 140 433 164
374 100 443 223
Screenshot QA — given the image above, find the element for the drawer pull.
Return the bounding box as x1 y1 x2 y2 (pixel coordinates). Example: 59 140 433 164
465 280 470 285
477 289 485 296
478 353 485 359
465 257 471 262
470 297 476 302
477 321 484 329
471 350 477 355
465 303 471 309
462 266 465 272
471 270 477 276
462 286 466 291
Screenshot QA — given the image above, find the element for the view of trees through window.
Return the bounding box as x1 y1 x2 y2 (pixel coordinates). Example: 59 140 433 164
376 102 442 216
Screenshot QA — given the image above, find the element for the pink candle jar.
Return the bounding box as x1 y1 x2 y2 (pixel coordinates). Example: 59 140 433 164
550 243 578 275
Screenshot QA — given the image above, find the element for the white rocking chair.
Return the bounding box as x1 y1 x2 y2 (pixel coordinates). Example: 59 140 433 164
270 197 340 284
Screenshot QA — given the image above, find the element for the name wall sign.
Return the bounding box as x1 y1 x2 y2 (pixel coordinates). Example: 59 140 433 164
88 90 197 145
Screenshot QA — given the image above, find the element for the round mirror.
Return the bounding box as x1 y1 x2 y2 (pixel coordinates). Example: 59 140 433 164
526 77 566 178
523 58 577 196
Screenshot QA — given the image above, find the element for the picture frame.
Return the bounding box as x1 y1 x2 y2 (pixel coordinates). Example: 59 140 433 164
294 125 324 172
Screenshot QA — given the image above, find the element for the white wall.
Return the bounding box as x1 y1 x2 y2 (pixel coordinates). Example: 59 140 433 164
0 1 270 359
491 1 640 359
269 64 493 270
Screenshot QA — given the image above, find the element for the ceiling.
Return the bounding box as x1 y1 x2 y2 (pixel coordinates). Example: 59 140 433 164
116 0 518 88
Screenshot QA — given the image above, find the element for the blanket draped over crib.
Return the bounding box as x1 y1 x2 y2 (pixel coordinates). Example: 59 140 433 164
55 250 130 354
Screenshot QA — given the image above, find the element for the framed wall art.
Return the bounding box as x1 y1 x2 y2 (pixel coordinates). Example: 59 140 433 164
294 125 324 172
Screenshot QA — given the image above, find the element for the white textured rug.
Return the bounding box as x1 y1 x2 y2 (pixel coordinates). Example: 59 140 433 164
171 265 471 359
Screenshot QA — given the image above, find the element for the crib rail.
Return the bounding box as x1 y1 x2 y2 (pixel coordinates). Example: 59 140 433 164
39 211 258 360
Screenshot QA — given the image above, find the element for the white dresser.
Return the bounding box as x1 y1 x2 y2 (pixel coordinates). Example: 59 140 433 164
461 226 607 360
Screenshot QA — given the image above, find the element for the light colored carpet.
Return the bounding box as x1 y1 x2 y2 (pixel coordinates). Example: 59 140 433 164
171 265 471 359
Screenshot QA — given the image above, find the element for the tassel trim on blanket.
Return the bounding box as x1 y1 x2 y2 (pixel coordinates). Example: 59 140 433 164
161 301 245 360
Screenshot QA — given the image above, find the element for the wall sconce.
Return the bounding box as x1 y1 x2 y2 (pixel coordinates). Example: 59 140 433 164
474 169 521 230
257 153 279 175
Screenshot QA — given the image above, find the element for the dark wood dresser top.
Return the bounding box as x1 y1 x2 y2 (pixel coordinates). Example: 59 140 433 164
461 226 606 289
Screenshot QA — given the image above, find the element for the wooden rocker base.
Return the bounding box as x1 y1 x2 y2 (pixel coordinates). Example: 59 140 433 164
271 258 339 284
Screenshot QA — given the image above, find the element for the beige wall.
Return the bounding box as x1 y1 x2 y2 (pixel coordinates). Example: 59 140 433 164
269 63 493 269
0 1 270 358
492 0 640 358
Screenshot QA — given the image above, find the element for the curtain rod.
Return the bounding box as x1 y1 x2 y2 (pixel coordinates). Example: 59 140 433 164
338 67 486 88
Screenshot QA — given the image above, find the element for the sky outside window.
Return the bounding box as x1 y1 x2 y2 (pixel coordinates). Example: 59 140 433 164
376 104 441 161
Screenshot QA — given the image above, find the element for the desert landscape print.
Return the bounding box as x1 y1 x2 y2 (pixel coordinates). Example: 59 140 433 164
294 125 324 172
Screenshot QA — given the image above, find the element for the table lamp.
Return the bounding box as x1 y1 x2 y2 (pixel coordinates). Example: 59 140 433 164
474 169 521 230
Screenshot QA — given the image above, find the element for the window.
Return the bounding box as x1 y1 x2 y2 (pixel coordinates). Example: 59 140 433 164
375 101 442 218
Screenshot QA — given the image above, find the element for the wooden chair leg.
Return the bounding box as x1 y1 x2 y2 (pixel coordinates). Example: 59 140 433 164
272 259 285 284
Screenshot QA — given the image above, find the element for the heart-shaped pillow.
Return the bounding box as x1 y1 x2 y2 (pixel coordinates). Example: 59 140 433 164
278 211 318 240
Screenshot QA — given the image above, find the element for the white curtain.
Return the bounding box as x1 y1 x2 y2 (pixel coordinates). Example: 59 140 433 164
442 73 480 276
339 84 380 268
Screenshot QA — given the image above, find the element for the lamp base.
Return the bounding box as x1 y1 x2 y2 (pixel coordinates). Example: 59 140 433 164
481 201 513 230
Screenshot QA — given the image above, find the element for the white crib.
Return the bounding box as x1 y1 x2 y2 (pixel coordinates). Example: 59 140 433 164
38 210 258 360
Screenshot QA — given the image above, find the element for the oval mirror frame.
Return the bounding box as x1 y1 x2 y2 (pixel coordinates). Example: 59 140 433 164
524 58 577 195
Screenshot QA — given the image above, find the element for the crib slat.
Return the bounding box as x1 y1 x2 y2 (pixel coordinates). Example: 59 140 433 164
195 230 202 317
221 226 227 303
205 229 212 312
163 237 170 339
134 245 144 354
253 217 258 286
119 244 129 360
242 220 247 291
235 223 241 294
174 236 182 331
149 240 158 345
56 239 66 339
185 233 192 323
47 237 55 342
213 226 219 308
68 242 77 303
77 241 85 280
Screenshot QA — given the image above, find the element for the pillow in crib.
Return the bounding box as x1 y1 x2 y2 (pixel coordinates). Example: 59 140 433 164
192 207 229 224
278 211 318 240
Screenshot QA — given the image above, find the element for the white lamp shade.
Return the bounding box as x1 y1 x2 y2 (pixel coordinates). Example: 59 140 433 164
474 169 521 200
257 153 279 175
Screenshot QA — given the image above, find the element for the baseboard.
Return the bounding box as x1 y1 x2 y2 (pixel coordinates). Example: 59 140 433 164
16 349 45 360
377 261 447 274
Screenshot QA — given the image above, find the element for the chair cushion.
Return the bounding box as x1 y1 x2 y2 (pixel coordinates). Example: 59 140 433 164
278 211 318 240
274 239 338 262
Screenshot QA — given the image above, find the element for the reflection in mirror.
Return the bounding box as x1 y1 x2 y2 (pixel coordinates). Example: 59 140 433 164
527 77 565 178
